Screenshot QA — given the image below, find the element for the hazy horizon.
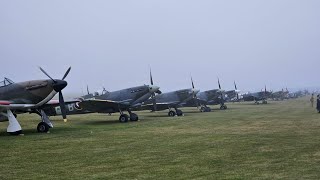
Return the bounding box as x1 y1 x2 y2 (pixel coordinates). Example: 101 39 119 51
1 0 319 94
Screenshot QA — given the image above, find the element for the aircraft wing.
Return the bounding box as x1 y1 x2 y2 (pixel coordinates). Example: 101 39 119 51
136 101 181 111
79 99 130 113
0 101 36 111
42 99 80 106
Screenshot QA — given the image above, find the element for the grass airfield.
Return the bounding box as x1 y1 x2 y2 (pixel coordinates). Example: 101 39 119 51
0 97 320 179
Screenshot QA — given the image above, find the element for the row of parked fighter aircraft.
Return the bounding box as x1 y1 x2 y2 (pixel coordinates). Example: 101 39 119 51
0 67 294 135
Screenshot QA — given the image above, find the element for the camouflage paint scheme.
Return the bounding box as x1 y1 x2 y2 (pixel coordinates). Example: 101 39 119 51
42 85 160 120
136 88 196 112
0 78 67 121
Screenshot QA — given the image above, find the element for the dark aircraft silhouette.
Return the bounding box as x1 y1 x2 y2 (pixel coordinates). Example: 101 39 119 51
225 81 241 102
271 88 289 101
0 67 70 134
42 72 161 123
134 71 198 117
184 78 227 112
242 86 272 104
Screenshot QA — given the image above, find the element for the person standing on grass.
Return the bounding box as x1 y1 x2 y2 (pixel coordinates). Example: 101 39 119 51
317 94 320 113
310 94 314 107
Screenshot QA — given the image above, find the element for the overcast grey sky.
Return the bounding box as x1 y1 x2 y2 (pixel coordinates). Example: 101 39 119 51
0 0 319 94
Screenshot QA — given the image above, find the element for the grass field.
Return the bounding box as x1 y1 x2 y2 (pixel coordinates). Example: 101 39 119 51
0 97 320 179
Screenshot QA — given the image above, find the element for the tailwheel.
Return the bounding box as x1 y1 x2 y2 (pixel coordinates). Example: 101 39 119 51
37 122 50 133
168 110 176 117
176 109 183 116
119 114 129 123
130 113 139 121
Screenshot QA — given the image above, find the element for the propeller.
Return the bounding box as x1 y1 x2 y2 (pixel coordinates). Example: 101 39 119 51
217 77 224 104
234 81 239 101
87 85 90 95
40 66 71 122
264 85 267 98
150 68 157 111
191 76 200 108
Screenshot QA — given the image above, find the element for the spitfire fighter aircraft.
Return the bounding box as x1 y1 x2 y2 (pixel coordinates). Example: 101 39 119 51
242 86 272 104
225 81 241 102
42 73 161 123
0 67 71 135
271 88 289 101
185 78 228 112
134 71 199 117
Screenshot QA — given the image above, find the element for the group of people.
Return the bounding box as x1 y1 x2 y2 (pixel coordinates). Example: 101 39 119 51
310 94 320 113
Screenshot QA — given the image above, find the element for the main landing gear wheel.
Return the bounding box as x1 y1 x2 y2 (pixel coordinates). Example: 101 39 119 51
176 109 183 116
37 122 50 133
220 105 227 110
168 110 176 117
119 114 129 123
201 107 212 112
262 100 268 104
130 113 139 121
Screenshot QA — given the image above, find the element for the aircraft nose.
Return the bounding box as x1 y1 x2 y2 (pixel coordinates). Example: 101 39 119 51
53 80 68 92
193 89 200 94
190 89 199 95
149 85 160 93
218 89 225 93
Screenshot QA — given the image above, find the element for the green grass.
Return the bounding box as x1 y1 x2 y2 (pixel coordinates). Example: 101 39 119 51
1 98 320 179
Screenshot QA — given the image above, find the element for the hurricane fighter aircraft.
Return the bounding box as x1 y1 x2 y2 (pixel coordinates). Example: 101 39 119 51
134 71 199 117
242 86 272 104
0 67 71 135
42 73 161 123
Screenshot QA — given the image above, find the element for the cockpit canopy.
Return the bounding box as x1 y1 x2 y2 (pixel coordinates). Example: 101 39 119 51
94 88 109 96
0 78 14 87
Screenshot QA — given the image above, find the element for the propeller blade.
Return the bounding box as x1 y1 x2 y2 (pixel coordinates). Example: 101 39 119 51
59 91 67 122
39 67 56 83
190 77 199 107
218 78 221 90
265 85 267 93
62 66 71 80
150 68 154 85
87 85 90 95
234 81 238 90
152 94 157 111
191 77 195 89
